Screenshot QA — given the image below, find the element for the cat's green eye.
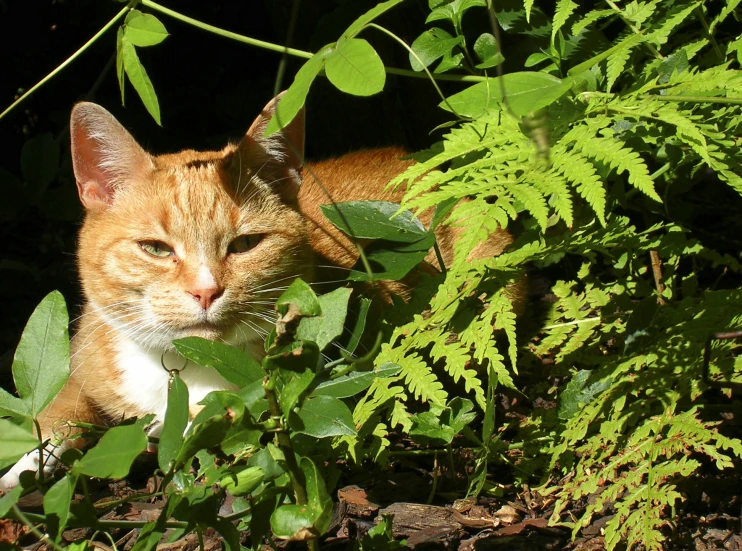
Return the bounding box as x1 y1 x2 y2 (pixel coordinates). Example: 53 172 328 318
139 240 174 258
228 234 262 254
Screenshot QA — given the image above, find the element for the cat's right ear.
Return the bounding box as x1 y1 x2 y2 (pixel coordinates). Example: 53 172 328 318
70 102 152 210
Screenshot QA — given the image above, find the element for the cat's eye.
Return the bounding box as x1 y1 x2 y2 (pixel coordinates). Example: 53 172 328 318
139 240 174 258
228 234 262 254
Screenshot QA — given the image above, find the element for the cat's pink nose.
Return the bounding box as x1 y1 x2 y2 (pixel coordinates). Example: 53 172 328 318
187 286 224 310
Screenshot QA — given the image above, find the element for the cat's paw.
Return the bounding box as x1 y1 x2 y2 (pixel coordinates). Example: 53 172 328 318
0 451 41 493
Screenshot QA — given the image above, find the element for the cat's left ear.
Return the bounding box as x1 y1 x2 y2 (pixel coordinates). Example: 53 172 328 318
237 93 305 179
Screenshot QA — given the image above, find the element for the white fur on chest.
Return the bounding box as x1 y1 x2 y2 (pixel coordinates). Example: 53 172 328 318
116 339 237 425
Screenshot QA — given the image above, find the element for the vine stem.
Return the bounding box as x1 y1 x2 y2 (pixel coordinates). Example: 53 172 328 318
0 1 135 121
140 0 485 84
10 506 66 551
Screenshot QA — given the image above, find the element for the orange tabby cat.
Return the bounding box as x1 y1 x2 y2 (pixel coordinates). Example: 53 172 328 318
0 95 516 491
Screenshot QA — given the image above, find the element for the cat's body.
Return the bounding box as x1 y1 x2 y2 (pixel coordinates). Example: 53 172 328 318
0 97 516 491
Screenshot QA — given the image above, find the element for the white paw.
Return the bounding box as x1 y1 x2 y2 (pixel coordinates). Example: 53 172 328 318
0 446 60 493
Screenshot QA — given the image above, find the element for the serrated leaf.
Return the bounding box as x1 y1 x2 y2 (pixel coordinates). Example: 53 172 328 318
173 337 264 387
325 38 385 96
552 0 579 40
409 28 463 71
124 10 168 47
13 291 70 418
74 424 147 479
294 395 356 437
120 37 161 125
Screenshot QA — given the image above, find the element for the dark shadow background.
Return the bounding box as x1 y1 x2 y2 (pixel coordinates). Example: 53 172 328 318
0 0 464 370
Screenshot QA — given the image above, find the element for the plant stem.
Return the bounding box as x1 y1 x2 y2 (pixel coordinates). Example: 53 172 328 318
140 0 484 84
10 506 66 551
433 240 448 275
694 7 723 62
0 1 134 121
263 372 309 507
580 91 742 106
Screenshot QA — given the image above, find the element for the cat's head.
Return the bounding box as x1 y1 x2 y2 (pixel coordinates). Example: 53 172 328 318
70 96 312 351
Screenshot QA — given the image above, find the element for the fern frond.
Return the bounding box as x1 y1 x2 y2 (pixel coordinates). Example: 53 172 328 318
571 9 615 36
710 0 742 34
622 1 658 28
552 0 579 40
430 337 486 410
551 148 607 224
522 168 574 227
565 125 661 201
648 0 701 47
606 34 644 92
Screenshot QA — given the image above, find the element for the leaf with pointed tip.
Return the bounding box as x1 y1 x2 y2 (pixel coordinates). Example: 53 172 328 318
74 424 147 479
120 37 161 125
325 38 385 97
124 10 169 47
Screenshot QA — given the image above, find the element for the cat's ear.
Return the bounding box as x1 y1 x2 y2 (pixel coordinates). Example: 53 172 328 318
70 102 153 210
239 93 306 176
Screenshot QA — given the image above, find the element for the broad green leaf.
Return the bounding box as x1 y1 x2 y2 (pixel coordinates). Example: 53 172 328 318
0 419 38 470
435 49 465 73
271 503 317 540
264 341 320 373
312 362 400 398
12 291 70 418
120 37 161 125
440 72 572 117
343 0 406 38
74 424 147 479
346 233 436 281
175 414 233 467
473 33 504 69
345 297 371 355
218 466 264 496
280 368 316 418
276 279 322 317
20 133 60 196
325 38 385 97
321 201 431 242
297 287 352 351
0 387 29 419
427 0 486 26
44 474 76 542
301 457 333 534
116 27 126 105
409 28 463 71
124 10 169 47
158 372 189 472
265 47 329 136
173 337 264 387
294 395 356 437
0 485 22 516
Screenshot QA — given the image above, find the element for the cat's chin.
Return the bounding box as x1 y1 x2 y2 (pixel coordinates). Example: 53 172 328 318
178 323 227 341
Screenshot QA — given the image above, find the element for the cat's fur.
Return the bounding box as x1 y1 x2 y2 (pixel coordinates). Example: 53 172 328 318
0 96 517 491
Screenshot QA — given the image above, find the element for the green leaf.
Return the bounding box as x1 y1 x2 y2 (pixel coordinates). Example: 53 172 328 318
74 424 147 479
271 503 317 540
345 297 371 355
173 337 264 387
20 133 60 197
0 485 22 517
441 72 573 118
321 201 431 242
312 362 401 398
218 466 264 496
325 38 385 97
43 474 76 542
473 33 504 69
276 279 322 317
409 28 463 71
0 419 38 470
265 47 329 136
116 27 126 105
0 387 29 420
300 456 333 534
120 37 161 125
294 395 356 437
124 10 169 47
342 0 406 38
13 291 70 418
558 370 612 420
297 288 352 351
158 372 189 472
346 233 436 281
552 0 579 40
427 0 487 27
280 368 316 418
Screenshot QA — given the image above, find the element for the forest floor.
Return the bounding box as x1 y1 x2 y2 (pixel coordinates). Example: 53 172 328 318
1 431 741 550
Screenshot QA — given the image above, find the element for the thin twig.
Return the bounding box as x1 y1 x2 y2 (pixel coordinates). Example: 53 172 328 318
650 250 667 305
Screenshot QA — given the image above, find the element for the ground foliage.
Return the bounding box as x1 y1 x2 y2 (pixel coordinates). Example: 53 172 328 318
2 0 742 550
